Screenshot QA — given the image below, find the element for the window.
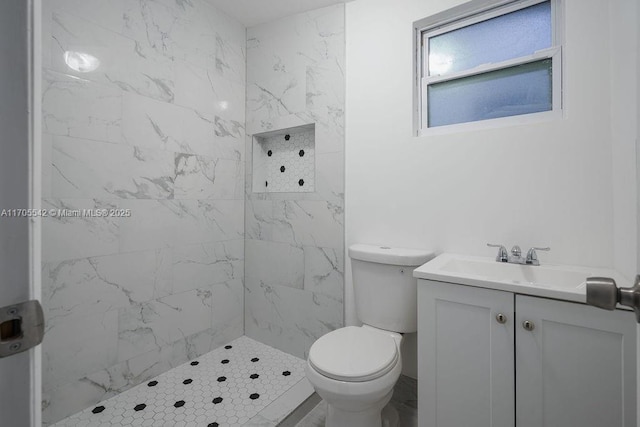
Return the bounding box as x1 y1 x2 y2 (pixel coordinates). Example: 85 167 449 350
414 0 562 132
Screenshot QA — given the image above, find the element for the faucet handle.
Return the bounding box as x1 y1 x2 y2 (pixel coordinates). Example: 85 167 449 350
487 243 508 262
525 247 550 266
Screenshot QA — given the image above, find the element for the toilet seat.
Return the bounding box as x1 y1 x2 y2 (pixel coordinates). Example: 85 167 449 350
308 326 398 382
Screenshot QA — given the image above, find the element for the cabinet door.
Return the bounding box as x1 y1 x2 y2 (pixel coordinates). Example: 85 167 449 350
418 280 515 427
516 295 637 427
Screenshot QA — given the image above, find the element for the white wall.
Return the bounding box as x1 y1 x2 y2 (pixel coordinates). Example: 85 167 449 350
345 0 634 377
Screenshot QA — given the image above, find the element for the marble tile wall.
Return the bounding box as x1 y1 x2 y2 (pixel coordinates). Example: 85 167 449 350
40 0 246 424
244 5 345 359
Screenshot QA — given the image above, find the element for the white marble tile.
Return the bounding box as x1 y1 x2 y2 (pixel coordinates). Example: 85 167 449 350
245 239 304 289
246 56 306 124
306 60 344 113
293 401 326 427
51 11 176 103
244 4 344 362
44 0 126 34
117 199 244 252
42 249 172 322
172 240 243 293
210 320 245 351
122 92 231 158
122 0 180 59
174 154 243 199
42 198 120 263
215 115 246 152
211 278 244 335
295 6 345 66
42 133 53 198
315 151 344 203
216 33 246 84
245 278 342 359
42 259 129 320
52 135 175 199
245 199 275 240
271 201 343 249
297 109 344 153
246 111 310 139
303 246 343 301
174 60 246 123
209 4 246 50
257 378 314 424
42 70 122 144
118 287 213 361
42 376 112 427
43 310 119 390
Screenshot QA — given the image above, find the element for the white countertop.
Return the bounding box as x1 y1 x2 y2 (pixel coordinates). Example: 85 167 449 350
413 253 630 306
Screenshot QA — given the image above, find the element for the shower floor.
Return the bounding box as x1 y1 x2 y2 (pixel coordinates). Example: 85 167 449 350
51 336 311 427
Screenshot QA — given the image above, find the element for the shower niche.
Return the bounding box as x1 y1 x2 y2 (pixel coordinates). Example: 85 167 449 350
252 124 315 193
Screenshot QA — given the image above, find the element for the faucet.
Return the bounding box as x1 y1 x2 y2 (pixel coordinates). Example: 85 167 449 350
486 243 508 262
487 243 550 266
525 247 550 266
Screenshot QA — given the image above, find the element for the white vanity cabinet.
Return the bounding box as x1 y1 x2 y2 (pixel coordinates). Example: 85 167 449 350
418 279 637 427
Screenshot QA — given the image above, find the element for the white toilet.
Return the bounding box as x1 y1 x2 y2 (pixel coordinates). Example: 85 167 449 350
305 244 434 427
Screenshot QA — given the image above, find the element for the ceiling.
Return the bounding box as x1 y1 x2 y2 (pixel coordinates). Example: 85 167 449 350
208 0 350 27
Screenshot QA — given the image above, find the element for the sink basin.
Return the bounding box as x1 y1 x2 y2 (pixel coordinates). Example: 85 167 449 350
413 253 627 303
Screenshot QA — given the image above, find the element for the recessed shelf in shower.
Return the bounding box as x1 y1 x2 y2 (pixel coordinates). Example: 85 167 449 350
252 124 315 193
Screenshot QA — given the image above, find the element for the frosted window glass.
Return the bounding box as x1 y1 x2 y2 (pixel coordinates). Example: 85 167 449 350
427 59 552 127
428 1 551 76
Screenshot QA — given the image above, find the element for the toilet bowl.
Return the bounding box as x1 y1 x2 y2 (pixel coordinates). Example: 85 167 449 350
305 325 403 427
305 244 433 427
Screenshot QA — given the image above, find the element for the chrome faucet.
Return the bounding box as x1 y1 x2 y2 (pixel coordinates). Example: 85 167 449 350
525 247 550 266
487 243 508 262
487 243 550 266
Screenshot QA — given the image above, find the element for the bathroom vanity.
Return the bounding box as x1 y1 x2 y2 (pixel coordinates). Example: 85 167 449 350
414 254 638 427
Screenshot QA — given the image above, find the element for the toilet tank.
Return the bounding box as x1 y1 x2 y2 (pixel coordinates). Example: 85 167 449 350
349 244 434 333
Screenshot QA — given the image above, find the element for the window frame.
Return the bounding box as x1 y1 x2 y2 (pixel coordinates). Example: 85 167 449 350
413 0 563 135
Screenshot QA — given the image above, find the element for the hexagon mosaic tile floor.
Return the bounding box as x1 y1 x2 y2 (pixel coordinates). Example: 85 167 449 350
52 337 307 427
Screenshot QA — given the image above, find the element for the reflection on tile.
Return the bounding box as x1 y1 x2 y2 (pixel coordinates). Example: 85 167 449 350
51 11 176 102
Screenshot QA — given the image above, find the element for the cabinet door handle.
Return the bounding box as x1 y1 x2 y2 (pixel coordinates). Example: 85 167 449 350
522 320 535 331
496 313 507 324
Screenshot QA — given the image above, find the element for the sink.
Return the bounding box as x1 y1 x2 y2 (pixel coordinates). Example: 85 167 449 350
413 253 627 303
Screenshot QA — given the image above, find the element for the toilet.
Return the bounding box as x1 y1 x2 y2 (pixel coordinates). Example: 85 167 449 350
305 244 434 427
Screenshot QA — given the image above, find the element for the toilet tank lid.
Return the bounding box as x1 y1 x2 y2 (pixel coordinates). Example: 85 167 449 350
348 244 434 266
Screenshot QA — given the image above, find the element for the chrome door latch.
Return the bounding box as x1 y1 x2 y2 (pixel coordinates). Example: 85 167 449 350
0 300 45 358
586 276 640 323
